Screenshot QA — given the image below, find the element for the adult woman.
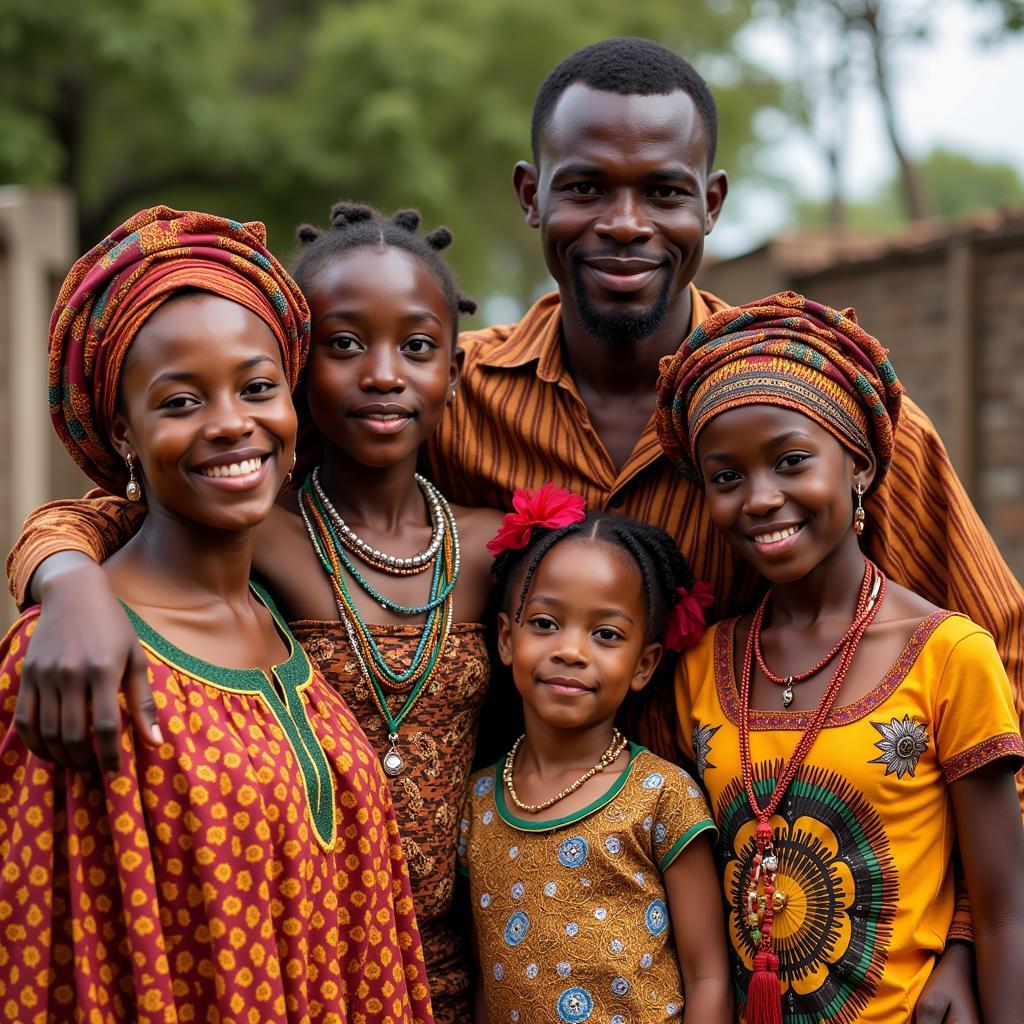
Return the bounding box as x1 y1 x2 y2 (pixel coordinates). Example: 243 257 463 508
0 207 433 1023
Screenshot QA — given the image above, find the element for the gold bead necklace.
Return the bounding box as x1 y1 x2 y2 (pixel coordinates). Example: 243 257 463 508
502 729 628 813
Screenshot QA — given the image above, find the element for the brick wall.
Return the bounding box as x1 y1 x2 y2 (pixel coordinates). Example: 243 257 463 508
975 238 1024 578
699 222 1024 582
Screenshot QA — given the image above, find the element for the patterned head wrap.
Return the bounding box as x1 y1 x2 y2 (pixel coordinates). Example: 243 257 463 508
655 291 902 488
48 205 311 491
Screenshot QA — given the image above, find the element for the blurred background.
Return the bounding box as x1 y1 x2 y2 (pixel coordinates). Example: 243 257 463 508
2 0 1022 618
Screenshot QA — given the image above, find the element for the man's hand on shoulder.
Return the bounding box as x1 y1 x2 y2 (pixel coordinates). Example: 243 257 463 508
16 553 160 773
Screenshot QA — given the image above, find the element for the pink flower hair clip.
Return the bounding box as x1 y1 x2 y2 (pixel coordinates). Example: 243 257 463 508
664 579 714 652
486 482 587 558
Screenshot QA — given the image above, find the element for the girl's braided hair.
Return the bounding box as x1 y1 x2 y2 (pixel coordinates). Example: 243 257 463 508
491 513 696 644
292 201 476 342
480 513 704 766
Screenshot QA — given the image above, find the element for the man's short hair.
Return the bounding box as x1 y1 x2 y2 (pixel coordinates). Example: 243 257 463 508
531 37 718 170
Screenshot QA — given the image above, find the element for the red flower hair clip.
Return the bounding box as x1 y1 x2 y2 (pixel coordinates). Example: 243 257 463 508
664 580 714 652
486 482 586 557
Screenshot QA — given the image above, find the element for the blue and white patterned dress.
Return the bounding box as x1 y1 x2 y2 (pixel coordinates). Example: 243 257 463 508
458 745 716 1023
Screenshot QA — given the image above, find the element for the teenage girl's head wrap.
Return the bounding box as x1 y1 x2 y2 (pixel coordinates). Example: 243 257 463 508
48 205 311 492
655 290 902 487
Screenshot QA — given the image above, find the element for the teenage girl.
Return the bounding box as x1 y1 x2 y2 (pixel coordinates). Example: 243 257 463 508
656 291 1024 1023
9 204 501 1022
0 207 432 1022
459 498 732 1024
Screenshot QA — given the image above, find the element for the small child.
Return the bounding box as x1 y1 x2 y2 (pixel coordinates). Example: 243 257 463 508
458 488 732 1024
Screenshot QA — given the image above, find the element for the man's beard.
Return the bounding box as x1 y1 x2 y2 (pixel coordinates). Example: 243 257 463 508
571 260 672 345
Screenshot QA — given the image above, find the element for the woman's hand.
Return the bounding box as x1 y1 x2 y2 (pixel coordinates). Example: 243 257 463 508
14 553 161 772
914 941 978 1024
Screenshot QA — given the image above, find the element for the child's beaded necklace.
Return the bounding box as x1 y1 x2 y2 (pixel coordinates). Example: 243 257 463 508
738 556 886 1021
299 467 459 776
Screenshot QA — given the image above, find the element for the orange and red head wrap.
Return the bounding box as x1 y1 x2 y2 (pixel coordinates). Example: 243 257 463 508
48 205 311 492
655 291 902 487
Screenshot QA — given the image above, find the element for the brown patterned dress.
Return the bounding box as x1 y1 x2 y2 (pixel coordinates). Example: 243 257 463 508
290 620 490 1024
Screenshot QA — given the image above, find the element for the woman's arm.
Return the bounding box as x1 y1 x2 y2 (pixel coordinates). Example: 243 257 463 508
951 761 1024 1024
663 833 733 1024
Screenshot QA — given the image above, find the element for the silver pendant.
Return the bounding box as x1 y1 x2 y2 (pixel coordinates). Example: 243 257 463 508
782 677 794 708
382 733 404 776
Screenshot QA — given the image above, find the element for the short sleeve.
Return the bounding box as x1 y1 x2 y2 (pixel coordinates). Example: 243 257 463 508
648 761 717 872
934 627 1024 784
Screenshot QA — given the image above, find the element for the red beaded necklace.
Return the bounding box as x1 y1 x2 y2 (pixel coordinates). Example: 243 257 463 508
738 556 886 1023
753 564 881 706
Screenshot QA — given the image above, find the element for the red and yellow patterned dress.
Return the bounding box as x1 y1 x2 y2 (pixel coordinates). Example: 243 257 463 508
292 621 490 1024
0 586 434 1024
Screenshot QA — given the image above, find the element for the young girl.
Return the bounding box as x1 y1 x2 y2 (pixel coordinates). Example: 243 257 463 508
656 291 1024 1023
458 495 732 1024
0 206 432 1022
7 203 501 1022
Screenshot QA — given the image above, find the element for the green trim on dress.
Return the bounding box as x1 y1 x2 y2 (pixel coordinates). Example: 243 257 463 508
119 582 337 851
657 819 718 872
494 742 645 833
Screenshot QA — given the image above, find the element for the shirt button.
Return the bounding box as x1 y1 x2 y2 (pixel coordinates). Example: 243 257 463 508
608 494 625 509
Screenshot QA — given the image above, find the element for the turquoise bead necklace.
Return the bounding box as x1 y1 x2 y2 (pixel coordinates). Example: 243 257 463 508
298 469 459 776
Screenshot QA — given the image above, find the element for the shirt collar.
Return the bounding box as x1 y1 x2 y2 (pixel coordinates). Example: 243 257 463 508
476 284 718 385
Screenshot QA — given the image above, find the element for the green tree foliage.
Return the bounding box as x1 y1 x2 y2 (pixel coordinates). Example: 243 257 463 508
796 147 1024 230
0 0 770 308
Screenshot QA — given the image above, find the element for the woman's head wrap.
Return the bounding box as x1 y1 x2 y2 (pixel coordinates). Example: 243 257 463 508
655 291 902 488
48 205 311 491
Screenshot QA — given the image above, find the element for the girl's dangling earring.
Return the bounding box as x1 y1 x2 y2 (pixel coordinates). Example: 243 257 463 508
125 453 142 502
285 452 297 488
853 482 865 536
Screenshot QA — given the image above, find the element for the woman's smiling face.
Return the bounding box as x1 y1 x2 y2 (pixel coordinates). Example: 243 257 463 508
302 246 459 471
111 292 296 532
696 404 875 584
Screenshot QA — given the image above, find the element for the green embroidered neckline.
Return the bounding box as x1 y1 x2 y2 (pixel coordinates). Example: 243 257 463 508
120 582 337 850
494 742 645 832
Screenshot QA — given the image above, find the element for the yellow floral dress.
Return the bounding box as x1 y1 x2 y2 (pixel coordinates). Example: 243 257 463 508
458 745 715 1023
676 611 1024 1024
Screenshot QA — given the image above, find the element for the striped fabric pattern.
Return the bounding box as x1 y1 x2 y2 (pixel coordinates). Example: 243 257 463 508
424 287 1024 797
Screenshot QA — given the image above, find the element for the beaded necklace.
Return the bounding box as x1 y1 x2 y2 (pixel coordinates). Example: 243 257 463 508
298 470 459 777
503 729 628 813
753 568 881 706
737 556 885 1019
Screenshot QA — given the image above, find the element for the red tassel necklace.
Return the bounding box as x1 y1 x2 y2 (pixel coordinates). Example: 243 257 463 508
738 557 886 1023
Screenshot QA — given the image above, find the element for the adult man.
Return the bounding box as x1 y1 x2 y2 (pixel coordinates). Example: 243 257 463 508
423 38 1024 762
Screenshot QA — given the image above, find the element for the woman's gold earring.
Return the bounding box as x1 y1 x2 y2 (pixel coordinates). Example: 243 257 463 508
853 483 865 536
125 454 142 502
284 452 296 488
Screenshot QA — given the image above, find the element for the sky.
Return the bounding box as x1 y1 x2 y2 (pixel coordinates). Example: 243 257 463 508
710 1 1024 256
